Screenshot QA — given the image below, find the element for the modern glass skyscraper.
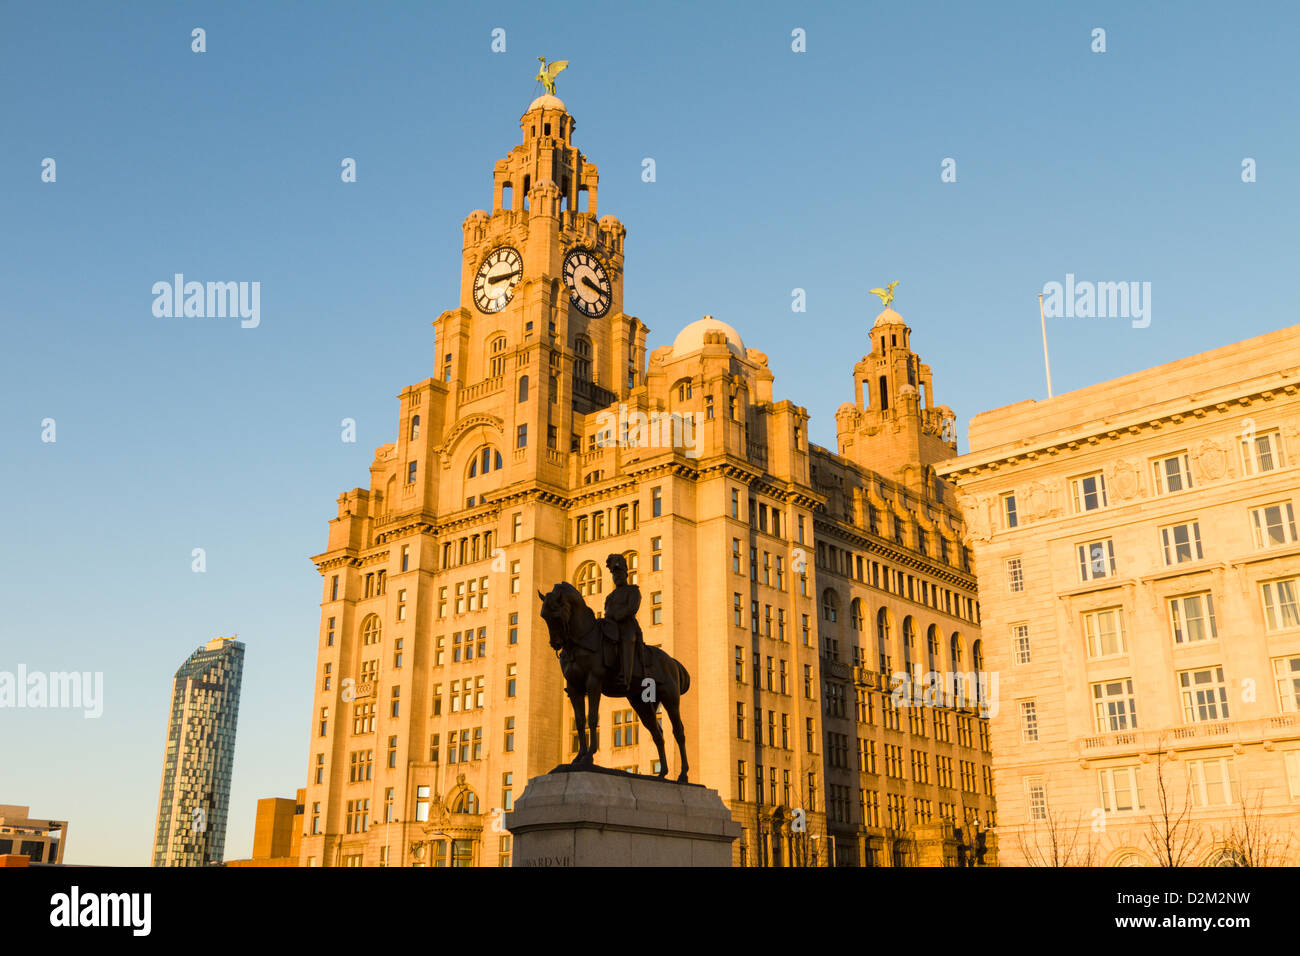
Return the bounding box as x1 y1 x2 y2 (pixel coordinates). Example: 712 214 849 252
151 636 245 866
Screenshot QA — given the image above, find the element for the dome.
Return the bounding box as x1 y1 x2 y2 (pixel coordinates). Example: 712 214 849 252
873 307 907 327
527 94 567 112
671 316 746 357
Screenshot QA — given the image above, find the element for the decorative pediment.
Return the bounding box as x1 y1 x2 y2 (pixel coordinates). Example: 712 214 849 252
437 414 505 467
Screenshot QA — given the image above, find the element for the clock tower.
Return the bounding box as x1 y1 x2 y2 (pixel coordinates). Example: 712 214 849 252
437 92 647 485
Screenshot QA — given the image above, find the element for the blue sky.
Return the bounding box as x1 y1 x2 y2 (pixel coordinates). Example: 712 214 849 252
2 1 1296 864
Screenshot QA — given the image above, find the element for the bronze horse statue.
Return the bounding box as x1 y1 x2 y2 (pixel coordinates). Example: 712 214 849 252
538 581 692 782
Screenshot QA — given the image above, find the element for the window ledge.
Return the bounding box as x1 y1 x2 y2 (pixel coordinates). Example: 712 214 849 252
1231 544 1300 568
1140 561 1226 584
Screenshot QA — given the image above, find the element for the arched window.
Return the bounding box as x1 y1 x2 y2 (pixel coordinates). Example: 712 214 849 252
467 445 504 479
489 336 507 378
518 375 529 402
674 378 693 402
574 335 593 383
902 617 917 684
950 632 965 702
878 376 889 411
850 598 864 631
623 551 638 585
451 790 480 815
876 608 893 674
972 638 984 671
927 624 940 674
409 415 420 440
361 614 382 645
576 561 602 596
1209 848 1246 868
822 588 838 623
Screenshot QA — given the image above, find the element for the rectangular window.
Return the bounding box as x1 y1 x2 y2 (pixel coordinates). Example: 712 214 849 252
1098 766 1143 813
1272 656 1300 712
396 588 408 621
652 486 663 517
407 461 418 484
732 593 743 628
1025 777 1047 822
732 538 741 574
651 591 663 625
1077 538 1117 581
1251 501 1298 549
1083 607 1126 658
516 424 527 448
1001 492 1018 529
401 545 411 572
1006 557 1024 593
1262 578 1300 631
1187 757 1237 808
651 536 662 571
1092 678 1138 732
1160 521 1203 565
1170 592 1217 644
1019 700 1039 742
1012 623 1031 665
1241 429 1285 476
1179 666 1230 722
1070 472 1108 512
1286 751 1300 800
1152 452 1193 495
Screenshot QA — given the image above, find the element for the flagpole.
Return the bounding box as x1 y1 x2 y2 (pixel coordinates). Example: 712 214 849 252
1038 292 1054 398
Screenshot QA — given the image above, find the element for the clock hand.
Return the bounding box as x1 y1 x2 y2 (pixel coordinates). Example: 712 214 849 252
581 276 603 293
487 270 520 286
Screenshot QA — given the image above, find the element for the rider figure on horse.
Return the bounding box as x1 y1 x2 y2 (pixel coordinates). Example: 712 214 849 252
602 552 643 692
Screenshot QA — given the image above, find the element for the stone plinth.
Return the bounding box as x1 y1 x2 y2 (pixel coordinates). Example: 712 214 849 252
505 768 740 867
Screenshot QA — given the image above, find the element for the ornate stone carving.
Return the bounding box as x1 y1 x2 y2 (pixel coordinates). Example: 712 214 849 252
1107 458 1145 502
1019 480 1059 522
954 489 993 543
1190 438 1230 483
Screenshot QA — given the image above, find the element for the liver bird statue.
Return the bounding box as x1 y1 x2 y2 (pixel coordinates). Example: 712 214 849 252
536 57 569 96
869 281 900 308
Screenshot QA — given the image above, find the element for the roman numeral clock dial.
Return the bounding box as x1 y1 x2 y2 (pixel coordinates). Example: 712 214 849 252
562 249 611 317
473 247 523 313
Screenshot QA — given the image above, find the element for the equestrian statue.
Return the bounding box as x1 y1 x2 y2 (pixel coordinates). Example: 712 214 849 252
538 553 692 782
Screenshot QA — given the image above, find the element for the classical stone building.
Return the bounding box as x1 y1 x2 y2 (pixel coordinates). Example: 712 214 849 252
299 91 994 868
152 636 245 867
939 324 1300 866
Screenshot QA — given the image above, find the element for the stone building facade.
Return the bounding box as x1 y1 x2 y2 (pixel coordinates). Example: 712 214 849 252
939 324 1300 866
299 92 995 868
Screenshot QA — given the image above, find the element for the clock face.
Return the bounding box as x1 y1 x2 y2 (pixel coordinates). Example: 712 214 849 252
473 247 523 313
563 249 612 317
